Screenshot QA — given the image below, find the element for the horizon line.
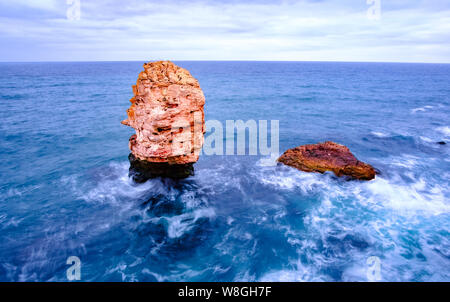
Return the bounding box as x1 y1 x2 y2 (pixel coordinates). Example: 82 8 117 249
0 59 449 65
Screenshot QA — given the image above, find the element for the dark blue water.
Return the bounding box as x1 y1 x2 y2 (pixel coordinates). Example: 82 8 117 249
0 61 449 281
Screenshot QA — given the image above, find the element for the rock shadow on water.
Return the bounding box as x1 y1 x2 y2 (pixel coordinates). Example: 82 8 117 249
128 153 194 183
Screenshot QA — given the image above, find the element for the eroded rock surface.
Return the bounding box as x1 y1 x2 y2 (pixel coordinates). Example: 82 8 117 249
278 141 376 180
122 61 205 181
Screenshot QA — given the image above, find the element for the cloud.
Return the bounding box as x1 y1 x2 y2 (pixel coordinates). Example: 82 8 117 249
0 0 449 62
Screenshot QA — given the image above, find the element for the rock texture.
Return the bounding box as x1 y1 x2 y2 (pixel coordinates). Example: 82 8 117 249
278 141 376 180
122 61 205 181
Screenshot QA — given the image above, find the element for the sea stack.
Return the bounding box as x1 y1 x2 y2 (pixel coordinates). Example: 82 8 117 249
122 61 205 182
278 141 376 180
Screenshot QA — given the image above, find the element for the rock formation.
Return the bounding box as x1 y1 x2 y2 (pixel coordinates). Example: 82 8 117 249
278 141 376 180
122 61 205 182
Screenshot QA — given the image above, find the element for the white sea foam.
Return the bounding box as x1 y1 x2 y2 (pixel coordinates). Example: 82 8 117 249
389 154 420 169
362 177 449 216
155 265 210 282
255 154 279 167
371 131 390 138
0 214 23 228
72 161 162 205
2 185 41 199
436 126 450 137
259 269 320 282
255 165 329 192
158 208 216 239
259 258 327 282
411 105 433 113
194 160 245 195
419 136 434 143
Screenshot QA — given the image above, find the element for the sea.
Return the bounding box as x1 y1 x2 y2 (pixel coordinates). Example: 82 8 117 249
0 61 449 281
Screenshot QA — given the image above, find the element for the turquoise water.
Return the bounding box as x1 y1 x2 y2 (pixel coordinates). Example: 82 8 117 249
0 61 449 281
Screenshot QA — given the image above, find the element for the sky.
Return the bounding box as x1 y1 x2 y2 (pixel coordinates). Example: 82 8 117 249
0 0 449 62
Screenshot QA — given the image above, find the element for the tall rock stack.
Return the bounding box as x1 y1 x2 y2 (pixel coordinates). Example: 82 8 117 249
122 61 205 182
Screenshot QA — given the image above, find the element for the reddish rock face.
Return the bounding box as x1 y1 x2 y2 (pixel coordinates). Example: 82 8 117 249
122 61 205 165
122 61 205 181
278 141 376 180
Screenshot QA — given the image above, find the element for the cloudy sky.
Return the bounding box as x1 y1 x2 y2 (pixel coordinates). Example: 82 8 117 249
0 0 449 62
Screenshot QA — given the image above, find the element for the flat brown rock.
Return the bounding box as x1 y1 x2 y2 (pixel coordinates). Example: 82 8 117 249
277 141 376 180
